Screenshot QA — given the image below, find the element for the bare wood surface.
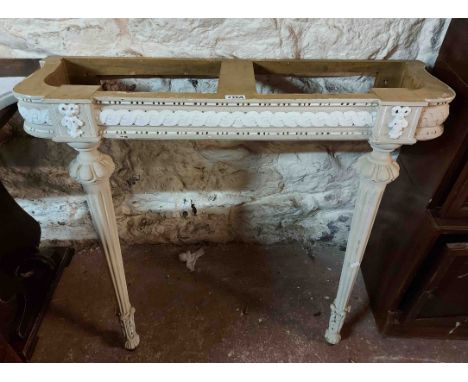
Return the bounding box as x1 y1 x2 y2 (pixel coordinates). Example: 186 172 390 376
13 57 455 103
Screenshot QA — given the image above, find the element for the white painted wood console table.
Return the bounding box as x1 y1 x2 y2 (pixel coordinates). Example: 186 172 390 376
14 57 454 349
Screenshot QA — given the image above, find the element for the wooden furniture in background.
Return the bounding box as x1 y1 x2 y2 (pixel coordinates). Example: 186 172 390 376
0 58 73 361
361 19 468 339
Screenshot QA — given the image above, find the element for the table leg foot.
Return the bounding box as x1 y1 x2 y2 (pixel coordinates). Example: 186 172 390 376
324 303 347 344
324 332 341 345
120 307 140 350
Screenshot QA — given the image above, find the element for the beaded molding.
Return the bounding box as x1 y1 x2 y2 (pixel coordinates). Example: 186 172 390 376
103 127 371 140
23 123 54 137
96 99 379 107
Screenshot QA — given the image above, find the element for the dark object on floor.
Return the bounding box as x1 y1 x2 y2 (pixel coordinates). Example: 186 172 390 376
0 333 22 362
0 177 73 361
362 19 468 338
30 243 468 362
0 178 74 360
1 58 72 360
0 246 74 361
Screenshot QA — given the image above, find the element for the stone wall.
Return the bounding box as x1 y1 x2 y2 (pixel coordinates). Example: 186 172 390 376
0 19 450 248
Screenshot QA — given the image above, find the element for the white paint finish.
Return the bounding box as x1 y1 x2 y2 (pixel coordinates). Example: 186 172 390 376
68 142 140 349
255 75 376 95
324 144 400 344
97 99 378 107
15 190 354 247
102 77 219 94
99 108 377 128
2 134 363 247
97 104 376 141
15 195 93 240
388 106 411 139
12 81 452 350
104 126 371 141
22 100 410 348
58 103 85 138
18 104 51 125
179 248 205 272
0 18 453 348
371 104 424 145
0 19 449 67
102 75 376 95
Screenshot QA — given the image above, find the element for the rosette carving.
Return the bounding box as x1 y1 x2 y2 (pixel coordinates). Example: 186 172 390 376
59 103 85 138
388 106 411 139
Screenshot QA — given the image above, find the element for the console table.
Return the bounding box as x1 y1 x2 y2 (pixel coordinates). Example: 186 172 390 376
13 57 454 350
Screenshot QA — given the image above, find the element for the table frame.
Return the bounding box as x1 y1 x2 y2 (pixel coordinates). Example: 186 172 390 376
14 57 454 349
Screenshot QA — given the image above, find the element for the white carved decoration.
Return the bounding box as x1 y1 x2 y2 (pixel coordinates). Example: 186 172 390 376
69 142 140 350
18 105 51 125
69 147 114 185
388 106 411 139
59 103 85 138
119 307 139 350
324 144 400 344
99 109 376 128
12 54 454 352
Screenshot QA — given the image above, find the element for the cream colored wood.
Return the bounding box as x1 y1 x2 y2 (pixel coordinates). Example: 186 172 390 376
324 143 400 344
68 142 140 350
13 57 456 349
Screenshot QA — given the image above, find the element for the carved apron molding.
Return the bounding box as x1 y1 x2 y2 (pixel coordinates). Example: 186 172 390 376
99 108 377 128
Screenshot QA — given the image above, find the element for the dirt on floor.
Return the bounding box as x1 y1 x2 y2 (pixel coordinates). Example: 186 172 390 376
31 242 468 362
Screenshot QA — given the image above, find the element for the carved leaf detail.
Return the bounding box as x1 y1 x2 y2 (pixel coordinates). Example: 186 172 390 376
69 151 115 184
18 105 51 125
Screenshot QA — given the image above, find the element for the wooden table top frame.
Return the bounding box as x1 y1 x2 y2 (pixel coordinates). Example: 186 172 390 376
14 57 455 349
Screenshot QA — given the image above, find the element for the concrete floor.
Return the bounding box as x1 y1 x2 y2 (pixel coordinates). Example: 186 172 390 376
32 243 468 362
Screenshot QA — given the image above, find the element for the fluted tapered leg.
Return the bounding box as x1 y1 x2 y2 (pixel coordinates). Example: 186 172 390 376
69 142 140 350
325 144 400 344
